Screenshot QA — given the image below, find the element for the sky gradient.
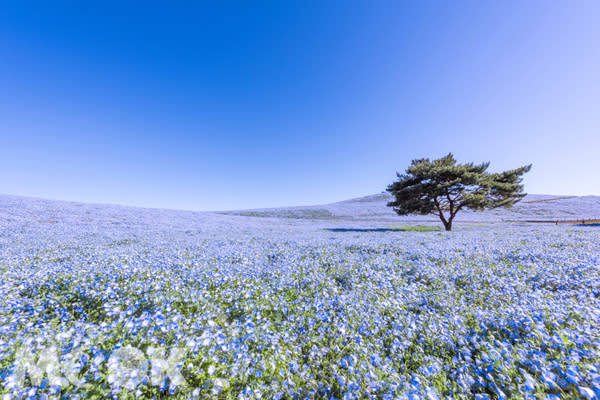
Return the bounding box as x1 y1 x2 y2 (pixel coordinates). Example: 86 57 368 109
1 1 599 210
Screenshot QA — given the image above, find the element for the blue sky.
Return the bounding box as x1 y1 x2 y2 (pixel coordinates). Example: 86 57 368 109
1 1 599 210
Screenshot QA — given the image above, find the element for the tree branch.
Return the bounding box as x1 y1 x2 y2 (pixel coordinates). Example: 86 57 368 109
450 203 465 219
445 189 454 215
433 197 448 226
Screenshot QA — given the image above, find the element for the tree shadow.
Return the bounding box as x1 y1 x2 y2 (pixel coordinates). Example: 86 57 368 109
325 228 401 233
576 223 600 227
325 225 440 233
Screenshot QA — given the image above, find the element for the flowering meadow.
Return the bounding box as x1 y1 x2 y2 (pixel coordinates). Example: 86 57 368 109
1 195 599 399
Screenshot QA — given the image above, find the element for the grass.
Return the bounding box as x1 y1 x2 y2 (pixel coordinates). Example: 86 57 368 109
326 225 441 233
387 224 441 232
522 196 577 204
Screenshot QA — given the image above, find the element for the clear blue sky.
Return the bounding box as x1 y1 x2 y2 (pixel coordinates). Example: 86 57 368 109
1 1 599 210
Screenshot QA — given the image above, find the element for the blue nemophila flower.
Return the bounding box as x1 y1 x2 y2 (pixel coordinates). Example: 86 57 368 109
579 386 596 400
1 198 600 398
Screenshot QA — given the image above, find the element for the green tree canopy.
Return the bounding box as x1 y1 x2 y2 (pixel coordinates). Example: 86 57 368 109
386 153 531 231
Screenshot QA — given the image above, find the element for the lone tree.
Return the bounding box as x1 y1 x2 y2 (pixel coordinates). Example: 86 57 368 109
386 153 531 231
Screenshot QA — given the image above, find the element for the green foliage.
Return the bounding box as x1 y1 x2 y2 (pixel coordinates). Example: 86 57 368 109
387 153 531 231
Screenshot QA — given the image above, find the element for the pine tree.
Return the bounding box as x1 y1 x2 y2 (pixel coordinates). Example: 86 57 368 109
386 153 531 231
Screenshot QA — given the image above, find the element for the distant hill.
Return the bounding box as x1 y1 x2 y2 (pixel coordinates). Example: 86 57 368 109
220 193 600 222
0 193 598 225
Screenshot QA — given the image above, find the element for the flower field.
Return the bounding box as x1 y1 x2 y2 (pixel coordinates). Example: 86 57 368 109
1 196 599 399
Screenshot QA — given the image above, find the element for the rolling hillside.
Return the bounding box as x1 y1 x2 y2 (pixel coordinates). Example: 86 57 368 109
220 193 600 222
1 193 598 228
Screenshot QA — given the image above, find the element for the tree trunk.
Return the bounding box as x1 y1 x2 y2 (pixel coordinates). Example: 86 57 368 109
444 219 453 231
436 210 453 231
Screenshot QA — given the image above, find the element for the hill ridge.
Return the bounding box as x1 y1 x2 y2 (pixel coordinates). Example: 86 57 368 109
1 193 599 223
